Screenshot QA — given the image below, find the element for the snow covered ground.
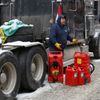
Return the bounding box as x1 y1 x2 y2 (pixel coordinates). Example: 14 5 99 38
17 59 100 100
17 79 62 100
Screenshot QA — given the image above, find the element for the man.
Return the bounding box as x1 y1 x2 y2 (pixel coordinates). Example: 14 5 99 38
49 15 77 51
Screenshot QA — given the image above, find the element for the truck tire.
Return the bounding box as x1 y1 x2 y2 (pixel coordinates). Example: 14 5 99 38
0 90 16 100
0 91 9 100
20 46 47 90
93 36 100 59
0 52 20 97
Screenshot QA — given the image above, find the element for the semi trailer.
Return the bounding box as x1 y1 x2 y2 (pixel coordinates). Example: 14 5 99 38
0 0 98 98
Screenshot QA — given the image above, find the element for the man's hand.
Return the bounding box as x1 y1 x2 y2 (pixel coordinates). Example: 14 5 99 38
55 42 62 50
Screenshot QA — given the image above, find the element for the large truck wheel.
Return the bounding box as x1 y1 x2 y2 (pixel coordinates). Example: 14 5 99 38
0 52 20 97
20 46 47 90
0 90 16 100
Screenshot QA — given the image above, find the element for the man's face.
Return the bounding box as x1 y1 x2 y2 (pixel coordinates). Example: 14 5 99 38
61 18 66 26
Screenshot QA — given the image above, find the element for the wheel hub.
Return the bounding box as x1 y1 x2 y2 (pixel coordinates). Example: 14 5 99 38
0 62 17 95
0 73 7 84
31 54 44 81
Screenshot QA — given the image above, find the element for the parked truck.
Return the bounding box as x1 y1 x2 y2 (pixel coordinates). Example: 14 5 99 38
0 0 98 98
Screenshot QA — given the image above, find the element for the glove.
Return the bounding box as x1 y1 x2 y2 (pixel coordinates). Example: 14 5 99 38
55 42 62 50
72 38 78 44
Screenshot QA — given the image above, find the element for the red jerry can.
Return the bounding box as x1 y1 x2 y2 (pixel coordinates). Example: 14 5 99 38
65 67 78 86
84 67 91 83
48 51 63 83
74 52 90 69
78 67 85 85
78 67 91 85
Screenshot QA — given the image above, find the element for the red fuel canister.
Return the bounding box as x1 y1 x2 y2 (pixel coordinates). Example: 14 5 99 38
65 67 78 86
78 67 91 85
84 67 91 83
74 52 91 84
48 51 63 83
78 67 85 85
74 52 90 69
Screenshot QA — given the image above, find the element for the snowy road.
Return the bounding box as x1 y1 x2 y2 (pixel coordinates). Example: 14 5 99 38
17 59 100 100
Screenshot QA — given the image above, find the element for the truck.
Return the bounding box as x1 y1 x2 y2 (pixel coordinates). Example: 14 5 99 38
0 0 98 98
